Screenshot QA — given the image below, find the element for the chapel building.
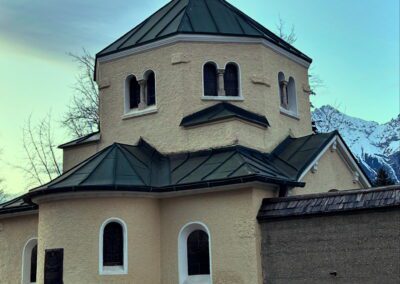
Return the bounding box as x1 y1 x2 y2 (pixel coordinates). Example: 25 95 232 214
0 1 372 283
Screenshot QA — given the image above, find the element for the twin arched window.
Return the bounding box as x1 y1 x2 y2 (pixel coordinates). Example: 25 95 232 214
179 222 211 284
125 70 156 113
99 218 128 275
278 72 297 114
203 62 240 97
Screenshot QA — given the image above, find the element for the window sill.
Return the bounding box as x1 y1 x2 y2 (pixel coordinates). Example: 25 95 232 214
280 107 300 120
122 106 158 120
202 96 244 102
100 265 127 275
183 275 211 284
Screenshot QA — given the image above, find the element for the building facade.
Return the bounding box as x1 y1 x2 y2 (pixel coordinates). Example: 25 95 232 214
0 1 373 283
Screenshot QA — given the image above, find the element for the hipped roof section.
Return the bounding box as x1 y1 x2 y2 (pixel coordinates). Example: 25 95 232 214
96 0 311 63
28 138 307 198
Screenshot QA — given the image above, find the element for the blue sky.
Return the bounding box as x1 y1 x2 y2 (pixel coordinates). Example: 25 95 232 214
0 0 399 194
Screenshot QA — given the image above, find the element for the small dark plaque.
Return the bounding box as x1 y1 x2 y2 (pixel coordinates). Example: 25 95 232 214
44 248 64 284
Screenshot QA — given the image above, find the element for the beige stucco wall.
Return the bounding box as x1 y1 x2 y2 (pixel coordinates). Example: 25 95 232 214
0 214 38 284
63 41 312 170
30 185 275 284
292 148 363 196
160 186 276 284
36 197 161 284
63 142 99 172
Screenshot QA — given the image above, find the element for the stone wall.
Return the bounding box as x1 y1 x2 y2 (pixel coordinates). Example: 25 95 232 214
260 209 400 283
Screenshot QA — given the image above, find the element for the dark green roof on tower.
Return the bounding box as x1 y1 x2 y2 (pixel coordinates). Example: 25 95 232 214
97 0 311 63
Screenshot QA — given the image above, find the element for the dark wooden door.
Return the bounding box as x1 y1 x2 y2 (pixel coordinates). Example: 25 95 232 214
44 249 64 284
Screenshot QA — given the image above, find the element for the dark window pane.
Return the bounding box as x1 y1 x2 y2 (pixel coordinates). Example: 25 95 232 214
129 76 140 109
224 63 239 97
44 249 63 284
103 222 123 266
30 245 37 283
204 63 218 97
147 72 156 106
187 230 210 275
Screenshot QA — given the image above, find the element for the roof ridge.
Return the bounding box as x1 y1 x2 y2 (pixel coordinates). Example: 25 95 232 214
116 144 148 185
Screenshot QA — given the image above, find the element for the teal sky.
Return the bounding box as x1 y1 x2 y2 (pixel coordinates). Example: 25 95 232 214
0 0 399 195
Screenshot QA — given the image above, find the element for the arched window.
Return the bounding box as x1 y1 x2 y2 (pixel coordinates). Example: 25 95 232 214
224 63 239 97
99 218 128 275
22 238 38 284
178 222 212 284
103 222 123 266
203 62 218 97
145 71 156 106
187 230 210 276
287 77 297 113
278 72 287 108
126 75 140 110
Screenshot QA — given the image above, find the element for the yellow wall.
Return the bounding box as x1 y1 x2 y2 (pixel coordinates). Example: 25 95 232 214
0 214 38 284
29 186 275 284
160 187 275 284
63 41 312 170
292 148 363 195
36 197 161 284
63 143 99 172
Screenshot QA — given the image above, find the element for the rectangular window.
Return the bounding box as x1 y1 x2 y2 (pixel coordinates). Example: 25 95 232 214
44 249 64 284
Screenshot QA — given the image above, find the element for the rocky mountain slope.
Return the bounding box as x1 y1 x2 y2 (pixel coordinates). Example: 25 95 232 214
312 105 399 183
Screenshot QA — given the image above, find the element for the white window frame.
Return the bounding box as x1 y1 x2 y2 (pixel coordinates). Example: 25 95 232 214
21 237 37 284
99 217 128 275
278 72 299 119
202 61 244 101
123 72 158 120
178 221 212 284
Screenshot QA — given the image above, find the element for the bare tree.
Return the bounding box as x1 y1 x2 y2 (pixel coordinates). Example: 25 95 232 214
62 49 99 138
275 17 323 97
17 113 62 187
0 177 7 203
276 16 297 44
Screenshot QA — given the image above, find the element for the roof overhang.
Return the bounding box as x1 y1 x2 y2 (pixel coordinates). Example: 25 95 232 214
95 33 312 80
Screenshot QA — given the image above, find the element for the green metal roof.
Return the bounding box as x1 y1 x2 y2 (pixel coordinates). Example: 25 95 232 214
0 194 37 215
26 132 370 200
180 102 270 128
270 132 337 180
97 0 311 63
28 138 306 198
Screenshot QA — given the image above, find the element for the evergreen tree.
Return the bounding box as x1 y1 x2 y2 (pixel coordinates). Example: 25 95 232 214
374 168 395 186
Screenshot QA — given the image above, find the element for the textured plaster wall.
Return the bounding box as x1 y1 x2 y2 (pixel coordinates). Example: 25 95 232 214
160 187 276 284
62 143 99 172
0 214 38 284
260 209 400 283
293 148 363 196
36 197 160 284
63 41 312 169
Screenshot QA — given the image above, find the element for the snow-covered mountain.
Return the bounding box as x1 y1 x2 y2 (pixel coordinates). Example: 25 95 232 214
312 105 400 183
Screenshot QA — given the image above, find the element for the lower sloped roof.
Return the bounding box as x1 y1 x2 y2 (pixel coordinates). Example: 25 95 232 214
258 185 400 221
28 139 304 199
0 194 37 216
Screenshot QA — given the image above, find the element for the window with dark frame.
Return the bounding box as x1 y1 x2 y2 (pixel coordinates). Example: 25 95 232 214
129 76 141 109
187 230 210 276
146 71 156 106
224 63 239 97
203 63 218 97
103 222 123 266
30 244 37 283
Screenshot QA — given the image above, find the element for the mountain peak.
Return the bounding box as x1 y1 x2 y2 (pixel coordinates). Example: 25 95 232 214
312 105 400 184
